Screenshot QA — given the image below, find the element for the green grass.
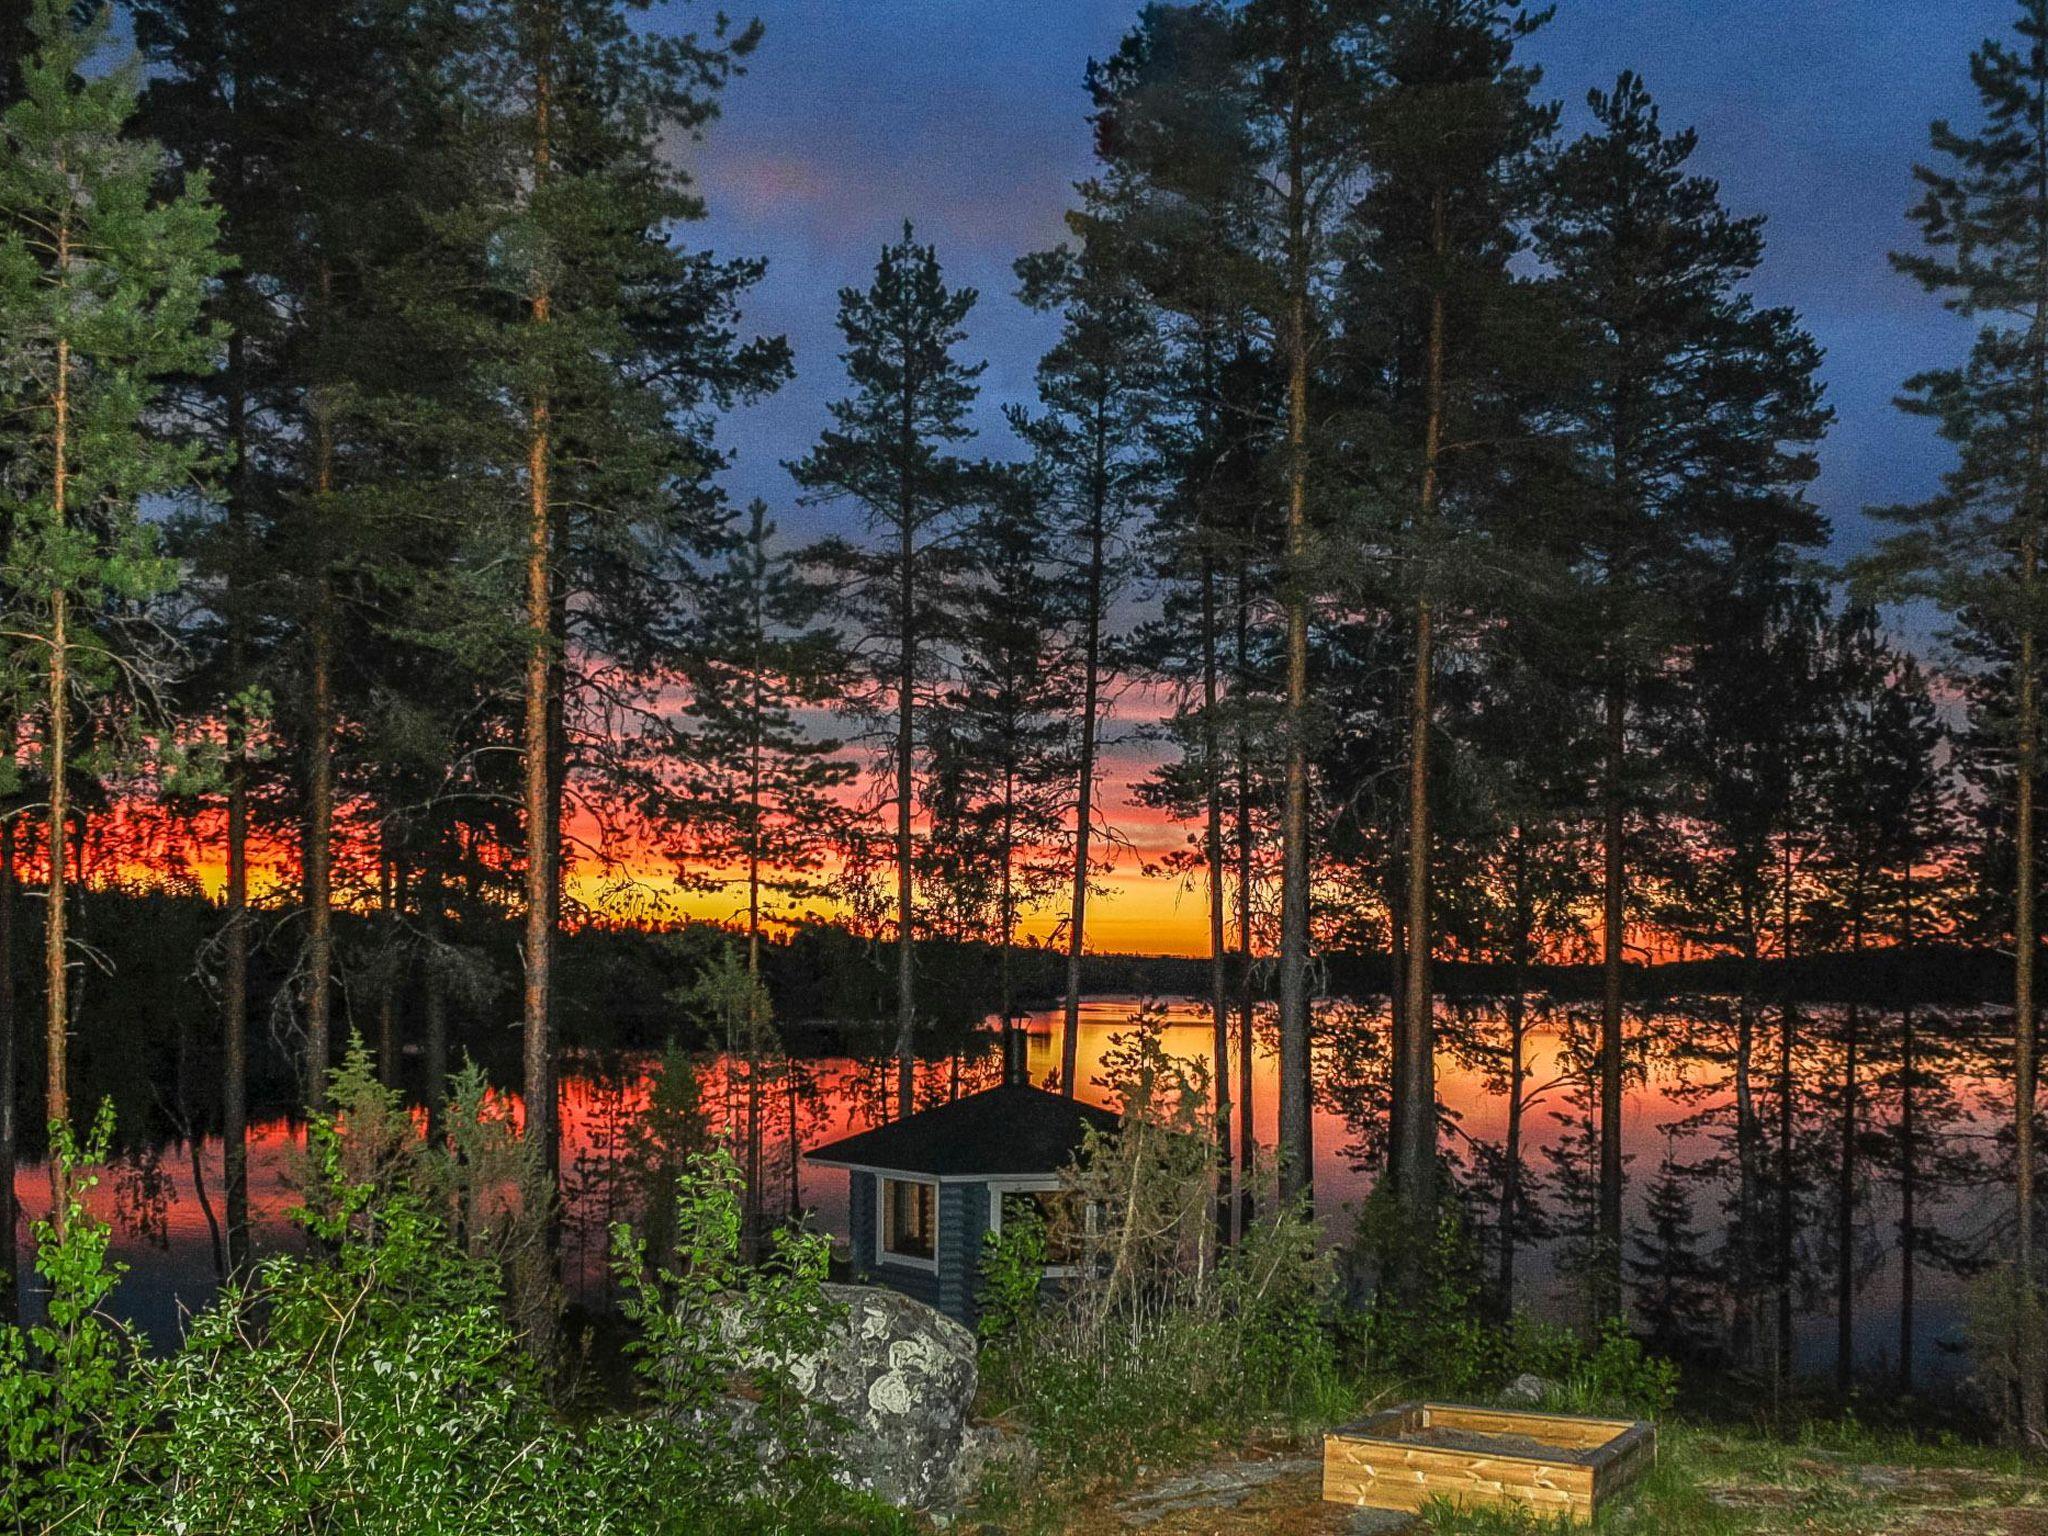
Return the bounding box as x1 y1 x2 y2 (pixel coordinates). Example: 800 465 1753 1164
1417 1420 2042 1536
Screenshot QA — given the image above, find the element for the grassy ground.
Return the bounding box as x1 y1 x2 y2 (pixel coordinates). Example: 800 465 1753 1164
1006 1420 2046 1536
1423 1421 2042 1535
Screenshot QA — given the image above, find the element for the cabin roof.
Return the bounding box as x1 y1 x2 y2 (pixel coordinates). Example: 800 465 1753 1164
805 1083 1121 1180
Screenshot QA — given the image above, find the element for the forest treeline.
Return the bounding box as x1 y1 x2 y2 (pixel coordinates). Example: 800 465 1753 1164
0 0 2047 1431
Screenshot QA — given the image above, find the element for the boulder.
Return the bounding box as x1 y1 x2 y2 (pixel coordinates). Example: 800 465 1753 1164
1498 1372 1560 1407
785 1284 981 1510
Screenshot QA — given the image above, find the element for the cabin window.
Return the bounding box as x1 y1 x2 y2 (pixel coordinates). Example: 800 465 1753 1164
880 1177 937 1265
993 1186 1090 1270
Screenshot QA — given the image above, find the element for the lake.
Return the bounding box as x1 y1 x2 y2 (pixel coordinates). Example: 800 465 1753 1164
7 994 2013 1384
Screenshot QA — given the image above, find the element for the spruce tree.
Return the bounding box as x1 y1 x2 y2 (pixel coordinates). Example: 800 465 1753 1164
1629 1130 1723 1364
1858 0 2048 1432
793 225 984 1118
1537 70 1827 1318
0 0 223 1229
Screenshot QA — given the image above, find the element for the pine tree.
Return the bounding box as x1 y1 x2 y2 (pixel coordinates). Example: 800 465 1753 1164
946 476 1079 1070
1012 240 1160 1098
0 0 223 1230
1538 70 1828 1318
793 225 984 1119
1337 0 1555 1278
439 0 782 1204
1857 0 2048 1433
1238 0 1380 1205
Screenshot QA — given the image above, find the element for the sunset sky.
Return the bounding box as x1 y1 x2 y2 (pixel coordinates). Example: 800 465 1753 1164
619 1 1999 956
123 3 2006 960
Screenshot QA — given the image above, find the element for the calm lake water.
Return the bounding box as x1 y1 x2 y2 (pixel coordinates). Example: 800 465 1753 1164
8 995 2013 1383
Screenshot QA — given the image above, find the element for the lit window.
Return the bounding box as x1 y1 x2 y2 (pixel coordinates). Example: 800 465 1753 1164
881 1178 935 1262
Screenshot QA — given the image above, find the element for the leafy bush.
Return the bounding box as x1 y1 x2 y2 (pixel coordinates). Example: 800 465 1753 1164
1346 1209 1678 1420
153 1108 565 1534
597 1147 849 1525
1517 1317 1680 1420
0 1065 892 1534
1963 1260 2048 1440
1346 1209 1510 1395
0 1103 145 1530
977 1008 1346 1485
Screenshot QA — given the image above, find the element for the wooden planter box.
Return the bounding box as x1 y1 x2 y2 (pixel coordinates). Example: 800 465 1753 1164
1323 1402 1655 1524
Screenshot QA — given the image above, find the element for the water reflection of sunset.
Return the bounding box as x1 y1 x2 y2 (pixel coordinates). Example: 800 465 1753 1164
14 997 2008 1382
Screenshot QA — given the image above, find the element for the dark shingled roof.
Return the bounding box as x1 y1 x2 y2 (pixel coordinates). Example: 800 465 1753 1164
805 1083 1121 1178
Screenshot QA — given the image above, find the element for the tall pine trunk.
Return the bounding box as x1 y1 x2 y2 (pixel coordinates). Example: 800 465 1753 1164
222 330 250 1272
1733 945 1762 1365
1235 557 1256 1231
2018 518 2043 1439
521 35 558 1199
1060 451 1108 1095
423 901 449 1135
1499 827 1531 1307
1203 555 1232 1241
1393 211 1449 1253
376 845 398 1087
1598 672 1626 1317
1274 0 1314 1204
744 598 767 1249
304 576 335 1107
1898 999 1919 1394
893 456 916 1118
1837 996 1860 1396
44 279 71 1235
1776 846 1798 1397
0 815 14 1319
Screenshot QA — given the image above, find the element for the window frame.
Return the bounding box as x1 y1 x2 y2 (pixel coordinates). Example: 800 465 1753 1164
986 1179 1084 1279
876 1174 940 1272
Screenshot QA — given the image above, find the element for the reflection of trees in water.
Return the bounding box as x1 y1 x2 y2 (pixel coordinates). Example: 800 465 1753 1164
111 1143 175 1250
563 1055 642 1305
1630 1127 1723 1365
1866 1006 1997 1389
20 1000 2022 1381
1442 994 1578 1311
1315 999 1388 1175
1308 997 2011 1382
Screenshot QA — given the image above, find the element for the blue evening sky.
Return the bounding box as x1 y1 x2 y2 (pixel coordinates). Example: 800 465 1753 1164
671 0 2013 580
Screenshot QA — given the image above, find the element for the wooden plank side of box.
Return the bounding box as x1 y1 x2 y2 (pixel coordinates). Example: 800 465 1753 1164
1322 1434 1594 1520
1591 1420 1658 1503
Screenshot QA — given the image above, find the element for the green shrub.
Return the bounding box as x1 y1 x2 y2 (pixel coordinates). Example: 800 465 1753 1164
1344 1209 1678 1420
1347 1209 1509 1395
1516 1316 1680 1420
0 1067 892 1534
975 1007 1347 1487
597 1147 847 1525
0 1103 146 1530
